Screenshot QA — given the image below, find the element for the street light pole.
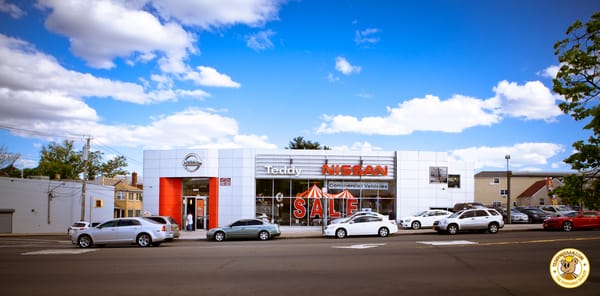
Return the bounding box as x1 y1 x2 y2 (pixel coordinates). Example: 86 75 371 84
505 154 511 224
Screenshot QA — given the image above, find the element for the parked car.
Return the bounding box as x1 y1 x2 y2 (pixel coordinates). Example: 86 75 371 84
451 202 485 212
433 208 504 235
518 207 552 223
67 221 99 240
539 205 576 217
400 209 452 230
329 210 388 225
324 214 398 238
206 219 281 242
543 211 600 231
494 208 528 224
145 216 180 241
71 217 168 248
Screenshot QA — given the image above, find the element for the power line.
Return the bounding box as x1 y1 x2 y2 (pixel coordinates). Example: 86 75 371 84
0 124 86 140
1 124 142 166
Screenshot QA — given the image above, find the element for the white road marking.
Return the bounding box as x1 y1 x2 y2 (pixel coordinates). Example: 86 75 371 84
417 240 478 246
333 243 386 249
22 249 97 255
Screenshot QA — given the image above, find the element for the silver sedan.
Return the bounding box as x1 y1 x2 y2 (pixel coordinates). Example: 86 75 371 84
206 219 281 242
71 217 168 248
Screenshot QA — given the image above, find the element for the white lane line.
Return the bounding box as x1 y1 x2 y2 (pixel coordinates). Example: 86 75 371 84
333 243 386 249
417 240 478 246
22 249 98 255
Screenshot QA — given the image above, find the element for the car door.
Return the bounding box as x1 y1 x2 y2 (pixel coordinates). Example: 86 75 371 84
424 211 445 227
346 216 369 235
458 210 477 230
92 220 119 243
227 220 248 239
473 210 491 229
116 219 142 242
244 220 264 238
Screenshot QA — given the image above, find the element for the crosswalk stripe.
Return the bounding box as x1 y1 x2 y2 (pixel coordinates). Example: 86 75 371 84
417 240 478 246
22 249 97 255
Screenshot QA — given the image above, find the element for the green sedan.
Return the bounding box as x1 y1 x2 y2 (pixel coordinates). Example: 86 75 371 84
206 219 281 242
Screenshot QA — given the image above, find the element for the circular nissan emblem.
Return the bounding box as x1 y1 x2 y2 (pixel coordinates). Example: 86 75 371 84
182 153 202 172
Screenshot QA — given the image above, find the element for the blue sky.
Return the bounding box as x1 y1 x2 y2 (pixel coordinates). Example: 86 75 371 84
0 0 598 176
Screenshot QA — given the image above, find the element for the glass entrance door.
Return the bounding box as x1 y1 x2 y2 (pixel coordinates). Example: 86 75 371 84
182 196 207 231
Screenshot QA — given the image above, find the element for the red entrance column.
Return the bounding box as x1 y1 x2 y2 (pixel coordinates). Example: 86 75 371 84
208 177 219 228
159 178 182 226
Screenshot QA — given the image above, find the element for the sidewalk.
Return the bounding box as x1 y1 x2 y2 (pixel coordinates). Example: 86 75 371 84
178 223 543 240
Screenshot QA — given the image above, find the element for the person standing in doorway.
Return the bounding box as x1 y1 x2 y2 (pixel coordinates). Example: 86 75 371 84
186 213 194 231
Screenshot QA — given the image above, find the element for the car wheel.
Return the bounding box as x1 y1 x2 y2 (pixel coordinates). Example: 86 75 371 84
562 221 573 232
258 230 270 241
137 233 152 247
411 221 421 230
447 224 458 235
488 223 499 234
214 231 225 242
378 227 390 237
335 228 347 239
78 235 92 248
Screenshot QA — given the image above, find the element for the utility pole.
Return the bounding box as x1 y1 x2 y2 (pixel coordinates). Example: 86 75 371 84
505 155 511 224
80 137 91 221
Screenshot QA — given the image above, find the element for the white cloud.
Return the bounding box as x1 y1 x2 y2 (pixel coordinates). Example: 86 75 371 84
354 28 380 45
0 0 25 18
39 0 197 73
335 56 361 75
449 142 565 170
246 30 275 51
318 94 500 135
150 0 283 30
317 80 562 135
0 88 99 123
491 80 562 121
185 66 241 88
0 34 189 104
98 107 276 150
538 64 561 78
327 73 339 82
331 141 383 152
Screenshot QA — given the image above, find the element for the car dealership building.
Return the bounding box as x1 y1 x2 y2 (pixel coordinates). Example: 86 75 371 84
143 149 474 230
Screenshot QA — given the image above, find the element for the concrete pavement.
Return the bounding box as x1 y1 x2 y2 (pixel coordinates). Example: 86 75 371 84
178 223 544 240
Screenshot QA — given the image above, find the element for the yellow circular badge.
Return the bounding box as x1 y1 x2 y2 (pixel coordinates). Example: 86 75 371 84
549 248 590 288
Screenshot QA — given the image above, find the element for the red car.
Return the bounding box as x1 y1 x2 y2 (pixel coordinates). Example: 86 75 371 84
543 211 600 231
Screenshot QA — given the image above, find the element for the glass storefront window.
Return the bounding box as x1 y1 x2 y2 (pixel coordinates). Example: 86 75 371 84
256 178 396 226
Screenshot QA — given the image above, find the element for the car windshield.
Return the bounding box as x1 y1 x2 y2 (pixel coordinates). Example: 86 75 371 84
449 211 463 218
565 212 578 217
558 205 574 211
415 211 428 216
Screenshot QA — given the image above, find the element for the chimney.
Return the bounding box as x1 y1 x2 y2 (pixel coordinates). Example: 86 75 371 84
132 172 137 187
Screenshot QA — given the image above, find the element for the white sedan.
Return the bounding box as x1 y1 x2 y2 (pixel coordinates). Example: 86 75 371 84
400 209 452 230
324 215 398 238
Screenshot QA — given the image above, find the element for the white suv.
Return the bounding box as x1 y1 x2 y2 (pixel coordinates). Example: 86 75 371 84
433 208 504 235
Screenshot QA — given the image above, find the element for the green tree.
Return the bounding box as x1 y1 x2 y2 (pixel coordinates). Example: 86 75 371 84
38 140 82 179
101 155 128 178
552 12 600 209
286 136 331 150
37 140 129 180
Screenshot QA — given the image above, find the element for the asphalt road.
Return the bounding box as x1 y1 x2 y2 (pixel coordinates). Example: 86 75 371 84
1 230 599 296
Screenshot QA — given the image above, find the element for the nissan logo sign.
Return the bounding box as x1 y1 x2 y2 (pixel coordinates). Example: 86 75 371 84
183 153 202 172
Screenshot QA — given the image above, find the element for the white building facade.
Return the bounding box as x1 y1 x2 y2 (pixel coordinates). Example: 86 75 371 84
0 177 115 234
143 149 474 230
